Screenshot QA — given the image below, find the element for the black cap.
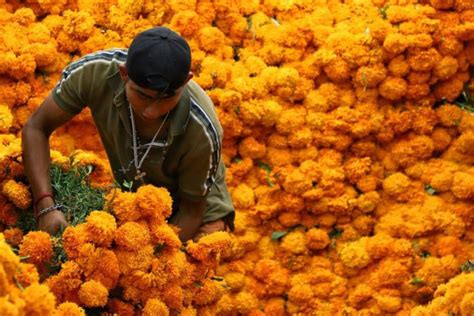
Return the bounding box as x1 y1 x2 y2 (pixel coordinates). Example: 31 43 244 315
126 27 191 95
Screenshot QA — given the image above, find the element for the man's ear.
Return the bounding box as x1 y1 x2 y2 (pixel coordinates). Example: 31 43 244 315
119 64 128 82
183 72 193 85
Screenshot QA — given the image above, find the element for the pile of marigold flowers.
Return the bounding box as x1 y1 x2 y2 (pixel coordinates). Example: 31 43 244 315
0 0 474 314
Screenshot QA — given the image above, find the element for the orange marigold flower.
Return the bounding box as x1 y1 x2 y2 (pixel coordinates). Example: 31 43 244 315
192 279 223 306
378 76 407 101
0 296 20 315
106 189 141 223
306 228 330 251
143 298 169 316
19 231 53 265
16 262 39 287
148 220 181 250
186 232 233 263
0 104 14 133
76 243 119 290
21 284 56 315
78 280 108 307
2 179 32 210
114 221 151 251
136 185 172 222
107 299 135 316
3 227 23 247
54 302 86 316
62 224 88 260
115 245 154 275
84 211 117 247
45 261 83 303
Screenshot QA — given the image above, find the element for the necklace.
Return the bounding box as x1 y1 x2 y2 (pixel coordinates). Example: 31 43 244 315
129 104 170 183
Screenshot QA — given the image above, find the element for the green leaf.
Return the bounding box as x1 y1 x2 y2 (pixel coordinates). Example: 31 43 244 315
329 227 343 239
154 244 165 255
271 231 287 241
379 6 389 19
420 251 431 259
461 260 474 272
425 184 437 196
410 277 423 285
257 161 272 173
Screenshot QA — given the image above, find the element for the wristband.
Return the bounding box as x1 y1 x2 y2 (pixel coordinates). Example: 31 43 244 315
34 192 54 211
35 204 66 220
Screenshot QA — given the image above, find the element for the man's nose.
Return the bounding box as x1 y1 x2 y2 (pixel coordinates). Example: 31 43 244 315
142 103 161 120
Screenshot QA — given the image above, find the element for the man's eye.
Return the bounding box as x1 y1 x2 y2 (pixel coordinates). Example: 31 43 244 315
138 93 152 100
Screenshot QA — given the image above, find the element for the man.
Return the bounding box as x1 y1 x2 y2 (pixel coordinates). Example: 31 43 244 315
22 27 234 241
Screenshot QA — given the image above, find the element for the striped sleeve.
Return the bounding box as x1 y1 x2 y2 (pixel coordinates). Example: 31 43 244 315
52 49 127 114
178 99 221 200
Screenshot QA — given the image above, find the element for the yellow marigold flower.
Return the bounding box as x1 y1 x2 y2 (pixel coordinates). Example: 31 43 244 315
84 211 117 247
2 179 31 210
280 230 308 255
21 283 56 315
382 172 411 197
114 221 151 251
54 302 86 316
142 298 169 316
339 238 371 269
19 231 53 265
3 227 23 247
16 262 39 287
231 183 255 209
224 272 245 291
0 104 13 133
78 280 108 307
136 185 172 222
197 26 226 53
0 296 20 316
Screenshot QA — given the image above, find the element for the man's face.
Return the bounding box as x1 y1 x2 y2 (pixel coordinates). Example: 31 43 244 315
125 79 184 122
119 64 191 123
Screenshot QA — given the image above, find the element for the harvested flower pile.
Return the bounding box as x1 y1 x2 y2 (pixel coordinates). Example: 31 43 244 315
0 0 473 315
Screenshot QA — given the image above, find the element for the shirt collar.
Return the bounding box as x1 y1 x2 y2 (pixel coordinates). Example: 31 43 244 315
107 64 191 138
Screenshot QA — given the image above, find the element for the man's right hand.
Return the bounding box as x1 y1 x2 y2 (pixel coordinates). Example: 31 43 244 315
37 210 69 235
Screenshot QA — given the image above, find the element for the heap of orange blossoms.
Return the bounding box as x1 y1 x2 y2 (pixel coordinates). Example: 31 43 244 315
0 0 473 314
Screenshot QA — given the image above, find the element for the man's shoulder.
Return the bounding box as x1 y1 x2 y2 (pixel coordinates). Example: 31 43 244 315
62 48 127 81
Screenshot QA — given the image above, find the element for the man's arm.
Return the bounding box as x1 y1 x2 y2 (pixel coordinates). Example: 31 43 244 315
22 93 76 234
169 197 206 241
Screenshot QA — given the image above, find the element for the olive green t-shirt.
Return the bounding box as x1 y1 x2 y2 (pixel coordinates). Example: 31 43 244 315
52 49 234 224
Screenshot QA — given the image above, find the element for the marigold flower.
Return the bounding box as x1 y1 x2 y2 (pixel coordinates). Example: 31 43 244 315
84 211 116 247
21 283 56 315
115 245 154 275
306 228 330 251
16 262 39 287
136 185 172 222
2 179 31 210
18 231 53 265
54 302 86 316
3 227 23 247
192 278 223 306
78 280 108 307
114 221 151 251
143 298 169 316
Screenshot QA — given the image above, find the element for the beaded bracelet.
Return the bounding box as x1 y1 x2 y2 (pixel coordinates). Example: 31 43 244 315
35 204 66 220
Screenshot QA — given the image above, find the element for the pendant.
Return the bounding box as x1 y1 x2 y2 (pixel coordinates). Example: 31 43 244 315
135 169 146 181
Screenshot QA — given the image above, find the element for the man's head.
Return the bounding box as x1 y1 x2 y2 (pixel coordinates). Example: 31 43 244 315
120 27 193 121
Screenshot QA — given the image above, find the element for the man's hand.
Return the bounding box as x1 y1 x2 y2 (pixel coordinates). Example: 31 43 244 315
37 210 68 235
